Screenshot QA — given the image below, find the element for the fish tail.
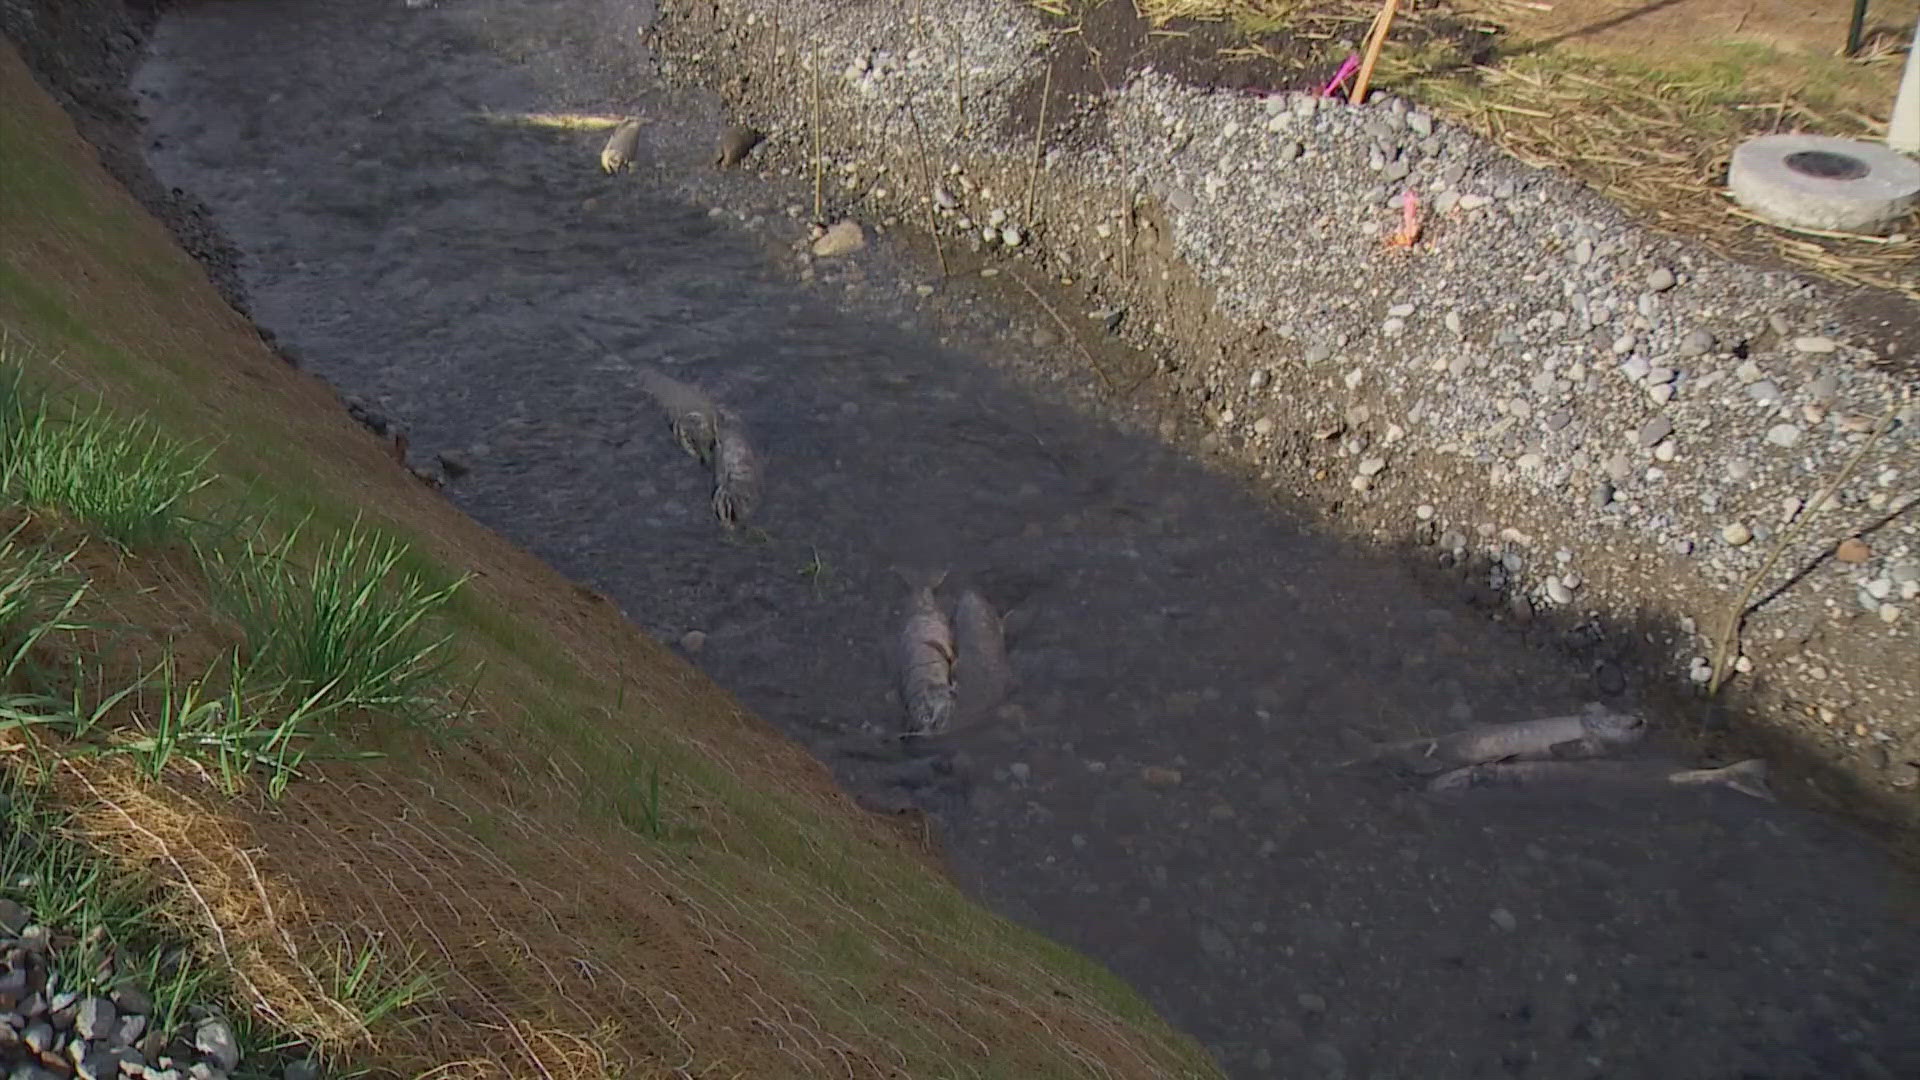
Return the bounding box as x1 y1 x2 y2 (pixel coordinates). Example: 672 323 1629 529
890 566 948 592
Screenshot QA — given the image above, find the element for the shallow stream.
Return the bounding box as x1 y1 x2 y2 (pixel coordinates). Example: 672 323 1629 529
132 1 1920 1075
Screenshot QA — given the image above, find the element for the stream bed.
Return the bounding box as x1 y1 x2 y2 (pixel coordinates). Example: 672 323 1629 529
129 1 1920 1076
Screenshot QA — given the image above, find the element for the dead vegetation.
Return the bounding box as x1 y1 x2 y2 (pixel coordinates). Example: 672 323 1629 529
1035 0 1920 300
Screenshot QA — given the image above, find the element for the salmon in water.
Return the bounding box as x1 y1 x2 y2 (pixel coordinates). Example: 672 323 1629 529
895 569 957 739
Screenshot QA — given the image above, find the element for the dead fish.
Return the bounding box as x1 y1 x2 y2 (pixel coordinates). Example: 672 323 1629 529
952 588 1012 726
1348 705 1647 774
895 568 957 738
633 365 720 465
714 124 764 169
1667 758 1773 801
600 118 643 175
709 408 762 529
1427 757 1774 802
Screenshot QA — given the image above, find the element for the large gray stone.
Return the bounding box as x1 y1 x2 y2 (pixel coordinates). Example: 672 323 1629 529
1728 134 1920 235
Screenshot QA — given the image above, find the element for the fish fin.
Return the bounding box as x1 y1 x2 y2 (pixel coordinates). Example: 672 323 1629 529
1543 739 1596 761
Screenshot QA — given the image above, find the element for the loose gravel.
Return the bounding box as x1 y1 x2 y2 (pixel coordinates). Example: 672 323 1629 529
0 895 316 1080
648 0 1920 816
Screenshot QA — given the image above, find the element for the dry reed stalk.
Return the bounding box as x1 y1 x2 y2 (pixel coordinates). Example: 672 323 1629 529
810 63 824 222
1704 394 1907 708
1010 269 1116 392
952 31 966 133
1025 61 1054 225
905 98 951 278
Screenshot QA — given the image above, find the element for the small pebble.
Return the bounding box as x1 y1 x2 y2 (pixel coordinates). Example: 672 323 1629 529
1490 907 1518 932
1646 267 1676 291
1836 537 1871 563
1793 336 1838 354
1141 766 1183 787
1636 417 1673 448
1722 523 1753 546
1765 424 1802 448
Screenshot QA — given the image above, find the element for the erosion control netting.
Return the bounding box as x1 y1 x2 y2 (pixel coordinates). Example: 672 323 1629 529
69 703 1209 1079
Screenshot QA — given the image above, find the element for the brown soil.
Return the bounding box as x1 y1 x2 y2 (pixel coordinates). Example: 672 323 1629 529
1477 0 1920 60
0 37 1212 1079
1005 0 1500 143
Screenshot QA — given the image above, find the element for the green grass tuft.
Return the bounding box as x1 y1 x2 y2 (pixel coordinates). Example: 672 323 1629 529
319 929 441 1034
0 358 213 547
203 517 467 726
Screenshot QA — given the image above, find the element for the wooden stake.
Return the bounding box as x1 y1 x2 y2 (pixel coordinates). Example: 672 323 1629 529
1349 0 1401 106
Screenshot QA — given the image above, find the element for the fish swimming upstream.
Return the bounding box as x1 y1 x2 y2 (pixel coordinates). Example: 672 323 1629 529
632 365 721 465
1427 757 1773 802
709 408 761 530
1344 706 1648 775
952 588 1012 726
600 118 643 175
895 569 957 739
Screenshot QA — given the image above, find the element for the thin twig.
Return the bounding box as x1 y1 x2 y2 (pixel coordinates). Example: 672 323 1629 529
1010 269 1115 393
1703 393 1907 711
1025 60 1053 226
1722 204 1907 244
952 28 966 134
905 98 950 279
811 63 824 223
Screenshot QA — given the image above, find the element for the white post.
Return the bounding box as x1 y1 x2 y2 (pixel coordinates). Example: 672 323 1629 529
1891 15 1920 154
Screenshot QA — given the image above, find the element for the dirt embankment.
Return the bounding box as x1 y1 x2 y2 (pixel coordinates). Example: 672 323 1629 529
642 0 1920 835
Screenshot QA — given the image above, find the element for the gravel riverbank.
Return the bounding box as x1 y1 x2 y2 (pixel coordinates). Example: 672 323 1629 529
645 0 1920 827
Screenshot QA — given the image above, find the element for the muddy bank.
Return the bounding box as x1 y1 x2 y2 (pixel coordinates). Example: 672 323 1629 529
644 0 1920 829
12 0 1920 1077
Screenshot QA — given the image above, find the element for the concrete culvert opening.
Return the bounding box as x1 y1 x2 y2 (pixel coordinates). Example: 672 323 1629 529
1784 149 1872 182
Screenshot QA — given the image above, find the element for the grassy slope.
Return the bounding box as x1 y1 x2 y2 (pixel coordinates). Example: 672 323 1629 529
0 40 1216 1080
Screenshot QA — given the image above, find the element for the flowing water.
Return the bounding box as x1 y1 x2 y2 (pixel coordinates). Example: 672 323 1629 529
131 1 1920 1075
